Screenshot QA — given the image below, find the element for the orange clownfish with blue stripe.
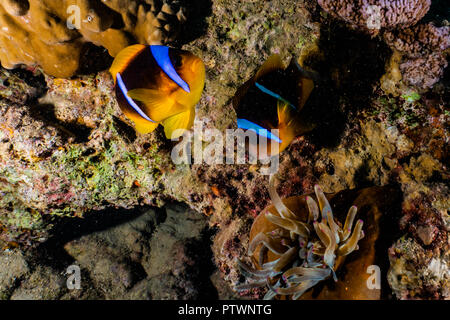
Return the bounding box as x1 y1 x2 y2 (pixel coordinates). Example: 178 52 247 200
233 54 316 157
109 45 205 139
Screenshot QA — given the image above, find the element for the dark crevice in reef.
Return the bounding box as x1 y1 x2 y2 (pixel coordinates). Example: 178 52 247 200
33 206 157 271
184 225 219 300
302 21 391 149
9 67 47 100
422 0 450 25
373 185 403 300
29 103 93 143
113 116 137 143
353 159 376 189
76 43 115 76
172 0 213 46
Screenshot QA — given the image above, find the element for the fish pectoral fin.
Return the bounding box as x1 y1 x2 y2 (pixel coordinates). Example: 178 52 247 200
128 88 184 122
277 100 293 125
109 44 146 83
162 108 195 139
254 54 284 81
277 100 315 135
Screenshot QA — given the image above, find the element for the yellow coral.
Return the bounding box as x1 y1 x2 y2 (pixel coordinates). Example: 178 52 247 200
0 0 188 77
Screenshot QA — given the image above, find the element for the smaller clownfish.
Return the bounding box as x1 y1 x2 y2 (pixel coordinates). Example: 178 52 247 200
109 45 205 139
233 54 316 157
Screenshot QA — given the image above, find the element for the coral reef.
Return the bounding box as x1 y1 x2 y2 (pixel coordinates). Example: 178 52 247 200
317 1 449 91
0 0 448 300
388 237 449 299
384 23 450 90
384 23 450 57
0 0 189 77
317 0 431 34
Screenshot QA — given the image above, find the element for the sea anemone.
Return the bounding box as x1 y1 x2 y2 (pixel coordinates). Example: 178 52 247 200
235 174 365 300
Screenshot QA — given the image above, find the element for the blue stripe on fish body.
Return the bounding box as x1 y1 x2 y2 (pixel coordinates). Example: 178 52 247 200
237 118 282 143
255 82 296 110
117 72 156 123
150 45 191 93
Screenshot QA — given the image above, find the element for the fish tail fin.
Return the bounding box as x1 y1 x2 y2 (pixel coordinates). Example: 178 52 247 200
128 88 185 122
109 44 146 83
162 108 195 139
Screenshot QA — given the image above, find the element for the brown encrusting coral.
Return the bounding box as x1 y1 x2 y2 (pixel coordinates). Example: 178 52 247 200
317 0 431 34
0 0 188 77
317 1 449 91
384 23 450 58
235 175 388 300
384 23 450 89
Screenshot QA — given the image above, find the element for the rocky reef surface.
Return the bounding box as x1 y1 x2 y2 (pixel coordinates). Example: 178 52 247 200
0 0 449 299
0 203 229 299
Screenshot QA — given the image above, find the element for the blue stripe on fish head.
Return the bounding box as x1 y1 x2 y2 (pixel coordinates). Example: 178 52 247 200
237 118 282 143
117 72 156 123
150 45 191 93
255 82 296 110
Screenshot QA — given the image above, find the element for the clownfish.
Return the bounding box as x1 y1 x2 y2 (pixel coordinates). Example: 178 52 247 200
232 54 316 157
109 45 205 139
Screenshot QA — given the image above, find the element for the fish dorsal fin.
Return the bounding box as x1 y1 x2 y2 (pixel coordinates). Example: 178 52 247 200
232 55 284 109
127 88 186 122
110 44 146 83
254 54 284 81
162 108 195 139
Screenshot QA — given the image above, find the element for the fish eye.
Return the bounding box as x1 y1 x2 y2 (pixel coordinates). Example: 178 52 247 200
172 54 183 68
